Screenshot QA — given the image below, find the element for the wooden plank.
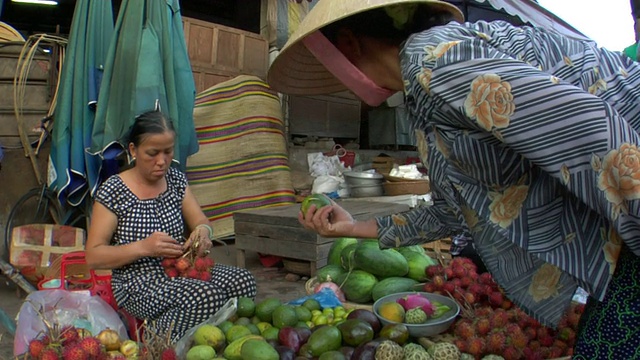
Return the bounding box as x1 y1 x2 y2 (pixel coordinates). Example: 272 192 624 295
0 113 46 137
236 234 332 261
234 220 316 243
0 83 49 110
234 201 409 227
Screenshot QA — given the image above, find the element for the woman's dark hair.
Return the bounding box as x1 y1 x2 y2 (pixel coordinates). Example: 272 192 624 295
321 5 456 45
127 110 176 146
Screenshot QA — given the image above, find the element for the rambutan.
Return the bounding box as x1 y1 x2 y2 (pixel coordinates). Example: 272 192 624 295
486 331 507 353
204 256 215 268
536 327 550 340
475 318 491 336
454 339 468 353
162 348 178 360
425 265 443 278
503 346 521 360
489 309 509 329
185 268 199 279
474 306 493 318
198 271 212 282
451 278 463 288
62 344 89 360
567 310 582 329
552 339 568 351
509 330 529 349
431 275 445 288
539 335 554 347
194 257 209 271
61 326 80 345
444 267 455 279
479 272 493 285
488 291 504 308
465 337 486 357
161 257 176 268
557 327 576 343
573 303 586 315
501 299 513 310
453 265 467 279
165 268 179 278
467 284 485 298
463 292 476 306
504 323 520 334
79 337 102 357
523 347 544 360
28 339 46 358
454 321 476 340
423 282 436 293
40 348 60 360
460 276 473 289
442 282 456 295
523 326 537 341
175 257 190 273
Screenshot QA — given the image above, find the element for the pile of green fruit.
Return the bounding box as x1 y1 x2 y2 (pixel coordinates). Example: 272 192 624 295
315 237 439 305
183 296 461 360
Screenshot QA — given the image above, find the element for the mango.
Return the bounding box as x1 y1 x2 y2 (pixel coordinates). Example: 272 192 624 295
222 334 264 360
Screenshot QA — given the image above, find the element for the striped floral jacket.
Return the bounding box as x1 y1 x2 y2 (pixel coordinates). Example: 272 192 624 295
376 20 640 327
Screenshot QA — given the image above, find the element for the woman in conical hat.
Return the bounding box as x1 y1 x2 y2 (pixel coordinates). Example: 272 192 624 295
269 0 640 357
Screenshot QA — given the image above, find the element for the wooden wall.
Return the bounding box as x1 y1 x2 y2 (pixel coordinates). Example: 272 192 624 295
183 16 269 93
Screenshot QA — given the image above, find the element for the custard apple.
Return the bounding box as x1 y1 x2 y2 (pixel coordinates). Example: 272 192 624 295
404 308 427 324
375 340 404 360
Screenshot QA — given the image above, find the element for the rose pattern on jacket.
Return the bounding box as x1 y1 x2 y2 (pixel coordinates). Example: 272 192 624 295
596 143 640 220
423 41 460 62
417 68 432 94
488 184 529 229
463 74 515 131
528 263 562 302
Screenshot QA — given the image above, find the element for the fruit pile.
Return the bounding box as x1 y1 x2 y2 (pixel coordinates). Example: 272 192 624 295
182 296 461 360
25 326 136 359
161 253 215 281
377 293 452 324
424 257 584 360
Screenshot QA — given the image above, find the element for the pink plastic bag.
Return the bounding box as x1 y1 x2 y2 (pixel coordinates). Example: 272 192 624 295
13 289 128 356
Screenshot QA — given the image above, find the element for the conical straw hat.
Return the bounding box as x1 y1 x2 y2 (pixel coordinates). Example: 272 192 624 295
267 0 463 96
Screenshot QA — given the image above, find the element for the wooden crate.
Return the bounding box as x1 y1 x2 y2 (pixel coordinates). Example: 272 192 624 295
233 200 410 276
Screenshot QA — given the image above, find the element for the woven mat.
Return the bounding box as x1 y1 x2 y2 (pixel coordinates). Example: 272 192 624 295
186 75 295 239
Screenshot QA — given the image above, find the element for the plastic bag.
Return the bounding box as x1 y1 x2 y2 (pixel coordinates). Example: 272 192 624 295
287 288 343 309
14 289 128 356
173 297 237 358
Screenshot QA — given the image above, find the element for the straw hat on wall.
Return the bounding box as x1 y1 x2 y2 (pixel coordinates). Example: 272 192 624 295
267 0 464 96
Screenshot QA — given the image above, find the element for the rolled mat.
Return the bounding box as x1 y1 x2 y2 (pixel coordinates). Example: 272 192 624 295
186 75 296 239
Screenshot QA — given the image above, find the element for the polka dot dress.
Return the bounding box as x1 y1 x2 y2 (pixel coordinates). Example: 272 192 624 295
573 244 640 359
95 167 257 341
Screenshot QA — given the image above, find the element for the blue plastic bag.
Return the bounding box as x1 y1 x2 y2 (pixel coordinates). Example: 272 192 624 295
287 288 343 309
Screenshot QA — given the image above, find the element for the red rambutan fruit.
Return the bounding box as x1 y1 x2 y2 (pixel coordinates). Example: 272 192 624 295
185 268 199 279
536 327 550 340
539 335 554 347
453 265 467 279
523 327 537 341
451 278 463 289
501 299 513 310
431 275 445 288
162 348 178 360
465 337 486 357
79 337 102 357
198 271 212 282
460 276 473 289
204 257 215 268
509 330 530 349
475 318 491 336
489 291 504 308
463 292 477 306
479 272 493 285
567 311 582 329
62 344 89 360
474 306 493 318
423 282 436 293
28 339 46 358
194 257 208 271
486 331 507 353
454 321 476 340
161 257 176 268
467 284 485 298
444 267 455 279
489 310 509 329
442 282 456 295
165 268 179 278
454 339 468 353
175 257 190 273
557 327 576 343
40 348 60 360
425 265 443 278
503 346 521 360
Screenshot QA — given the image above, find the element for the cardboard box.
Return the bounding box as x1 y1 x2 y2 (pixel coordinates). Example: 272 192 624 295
10 224 85 285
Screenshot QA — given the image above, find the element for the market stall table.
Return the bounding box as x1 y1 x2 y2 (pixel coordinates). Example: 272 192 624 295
233 200 409 276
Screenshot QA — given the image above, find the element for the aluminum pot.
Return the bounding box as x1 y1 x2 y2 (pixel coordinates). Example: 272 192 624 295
343 171 384 197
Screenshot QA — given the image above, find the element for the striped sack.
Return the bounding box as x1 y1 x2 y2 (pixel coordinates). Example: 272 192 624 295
186 75 295 239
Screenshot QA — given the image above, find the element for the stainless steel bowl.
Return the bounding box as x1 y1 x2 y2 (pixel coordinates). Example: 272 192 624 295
343 171 384 197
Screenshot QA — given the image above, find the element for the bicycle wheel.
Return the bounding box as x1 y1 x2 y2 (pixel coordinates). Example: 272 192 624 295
3 186 61 262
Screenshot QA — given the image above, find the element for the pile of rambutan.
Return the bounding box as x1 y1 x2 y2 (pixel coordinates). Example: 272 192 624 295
161 249 215 281
26 325 107 360
424 257 584 360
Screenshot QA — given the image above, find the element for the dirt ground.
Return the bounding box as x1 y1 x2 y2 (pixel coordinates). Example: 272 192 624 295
0 246 310 359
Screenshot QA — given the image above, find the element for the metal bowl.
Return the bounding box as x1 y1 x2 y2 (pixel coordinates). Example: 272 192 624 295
343 171 384 197
373 292 460 338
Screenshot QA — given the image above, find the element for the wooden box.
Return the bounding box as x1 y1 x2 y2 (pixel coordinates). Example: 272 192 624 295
234 200 410 275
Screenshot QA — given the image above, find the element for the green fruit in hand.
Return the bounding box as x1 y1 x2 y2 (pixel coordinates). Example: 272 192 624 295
300 194 331 218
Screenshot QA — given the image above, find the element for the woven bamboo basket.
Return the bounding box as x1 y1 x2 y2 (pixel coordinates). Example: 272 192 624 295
283 258 312 276
383 180 430 196
422 238 452 267
305 277 373 311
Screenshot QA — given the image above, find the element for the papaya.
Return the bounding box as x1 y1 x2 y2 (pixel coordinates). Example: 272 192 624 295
401 251 437 281
316 264 347 283
327 238 358 266
340 270 378 303
371 277 419 302
353 245 409 278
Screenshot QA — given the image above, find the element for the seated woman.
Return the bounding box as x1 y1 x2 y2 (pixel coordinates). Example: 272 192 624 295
85 110 256 341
